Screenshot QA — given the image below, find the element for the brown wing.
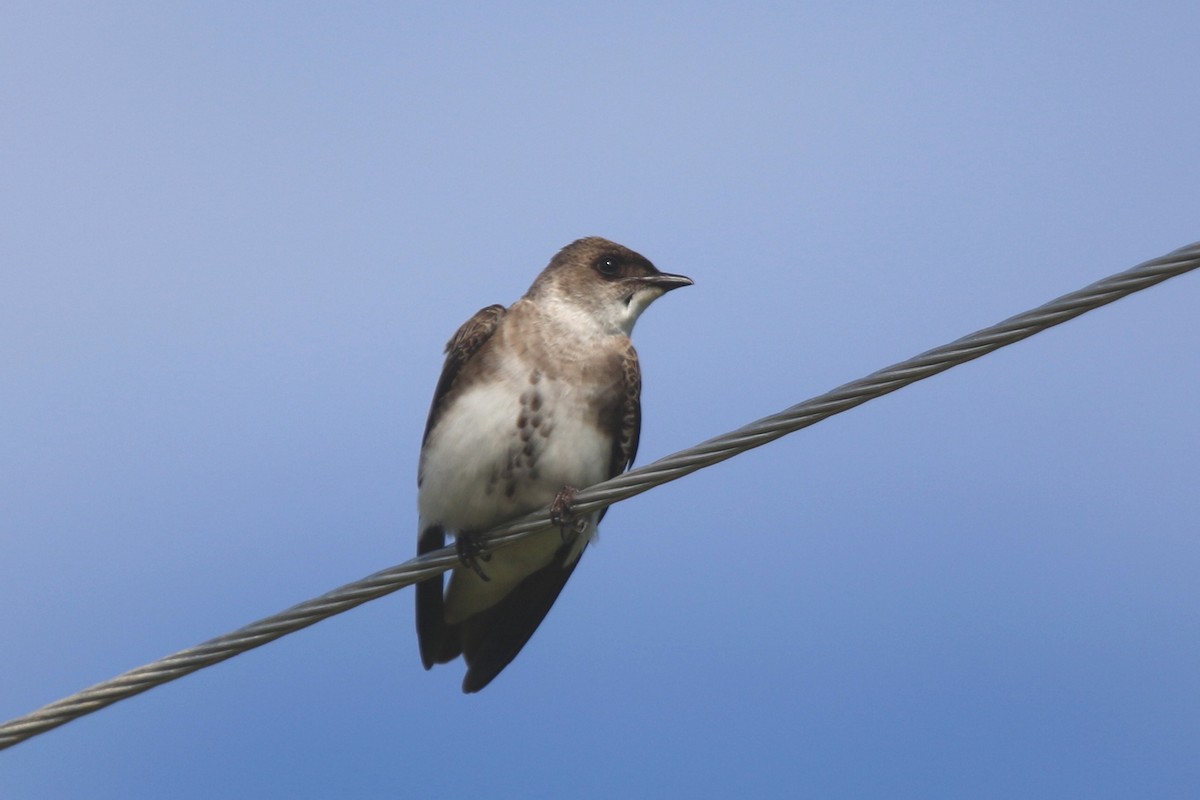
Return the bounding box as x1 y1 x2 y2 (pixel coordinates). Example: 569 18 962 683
417 304 505 670
592 341 641 526
612 342 642 477
420 304 506 449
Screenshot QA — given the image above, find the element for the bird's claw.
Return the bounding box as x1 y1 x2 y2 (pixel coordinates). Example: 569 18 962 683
455 533 492 582
550 485 581 543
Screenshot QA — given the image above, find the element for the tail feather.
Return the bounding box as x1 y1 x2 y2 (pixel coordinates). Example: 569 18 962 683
459 551 582 693
416 525 462 668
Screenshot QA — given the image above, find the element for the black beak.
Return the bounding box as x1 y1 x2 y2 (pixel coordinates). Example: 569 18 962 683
643 272 694 292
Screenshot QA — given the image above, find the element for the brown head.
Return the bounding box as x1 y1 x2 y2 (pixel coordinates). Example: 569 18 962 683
525 237 693 335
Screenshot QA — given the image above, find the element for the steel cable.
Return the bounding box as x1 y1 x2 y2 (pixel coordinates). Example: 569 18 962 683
2 241 1197 751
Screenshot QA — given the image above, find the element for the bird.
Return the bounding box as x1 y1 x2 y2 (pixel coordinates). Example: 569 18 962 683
415 236 692 692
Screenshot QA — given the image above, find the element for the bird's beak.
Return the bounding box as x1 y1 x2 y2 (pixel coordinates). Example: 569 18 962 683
642 272 694 292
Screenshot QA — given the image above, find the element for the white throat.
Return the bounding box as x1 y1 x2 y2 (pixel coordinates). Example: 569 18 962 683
542 285 664 337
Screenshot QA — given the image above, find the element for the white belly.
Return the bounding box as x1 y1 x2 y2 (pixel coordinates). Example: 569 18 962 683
419 375 611 531
418 371 610 618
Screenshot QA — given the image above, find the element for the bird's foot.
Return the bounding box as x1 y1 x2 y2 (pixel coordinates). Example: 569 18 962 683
455 532 492 582
550 485 581 543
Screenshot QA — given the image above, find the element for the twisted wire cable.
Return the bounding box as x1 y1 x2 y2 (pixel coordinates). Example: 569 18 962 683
3 241 1197 751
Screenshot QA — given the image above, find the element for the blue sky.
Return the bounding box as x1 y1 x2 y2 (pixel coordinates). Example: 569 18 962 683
3 3 1198 797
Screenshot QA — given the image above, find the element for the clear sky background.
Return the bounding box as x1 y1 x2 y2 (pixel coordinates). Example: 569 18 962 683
3 3 1198 798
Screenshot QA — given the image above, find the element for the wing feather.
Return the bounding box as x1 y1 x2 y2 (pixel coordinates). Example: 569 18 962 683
416 304 505 669
420 304 507 448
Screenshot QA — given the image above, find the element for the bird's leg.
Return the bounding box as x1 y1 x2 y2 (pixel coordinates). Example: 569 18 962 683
550 485 580 543
455 532 492 582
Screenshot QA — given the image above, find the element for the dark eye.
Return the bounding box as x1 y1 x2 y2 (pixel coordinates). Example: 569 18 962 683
594 257 621 278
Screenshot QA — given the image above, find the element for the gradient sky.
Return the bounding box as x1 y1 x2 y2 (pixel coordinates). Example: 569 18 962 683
3 3 1198 798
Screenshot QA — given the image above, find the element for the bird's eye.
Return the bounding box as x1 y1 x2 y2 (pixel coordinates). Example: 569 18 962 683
594 257 621 278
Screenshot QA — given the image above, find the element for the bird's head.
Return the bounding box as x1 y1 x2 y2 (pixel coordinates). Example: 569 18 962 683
528 237 693 335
